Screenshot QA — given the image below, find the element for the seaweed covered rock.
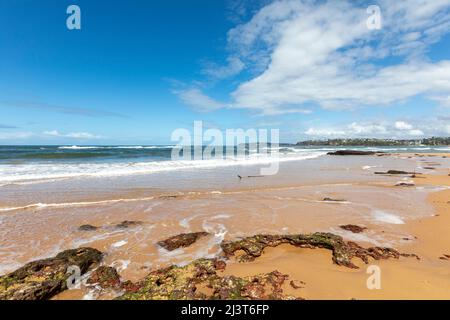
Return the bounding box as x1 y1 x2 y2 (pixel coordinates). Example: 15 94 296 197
87 266 121 289
157 232 209 251
0 248 102 300
220 232 418 269
116 259 296 300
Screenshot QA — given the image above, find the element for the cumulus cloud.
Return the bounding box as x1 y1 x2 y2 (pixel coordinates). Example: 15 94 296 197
229 0 450 112
395 121 413 130
179 0 450 116
304 119 446 139
43 130 103 139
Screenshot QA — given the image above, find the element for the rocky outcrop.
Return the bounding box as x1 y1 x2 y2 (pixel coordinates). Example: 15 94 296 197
340 225 367 233
220 232 419 269
157 232 209 251
0 248 102 300
116 259 297 300
327 150 376 156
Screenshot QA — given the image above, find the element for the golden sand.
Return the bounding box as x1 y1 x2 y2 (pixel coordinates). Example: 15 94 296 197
223 169 450 300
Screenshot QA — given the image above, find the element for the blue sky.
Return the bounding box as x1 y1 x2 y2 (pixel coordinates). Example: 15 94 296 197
1 0 450 145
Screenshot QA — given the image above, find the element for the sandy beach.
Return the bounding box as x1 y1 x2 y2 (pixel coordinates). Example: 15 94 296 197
1 150 449 300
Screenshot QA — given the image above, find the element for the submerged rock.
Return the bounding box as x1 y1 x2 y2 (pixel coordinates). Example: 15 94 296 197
340 225 367 233
116 259 297 300
0 248 102 300
327 150 376 156
157 232 209 251
115 221 143 229
220 232 418 269
78 224 98 231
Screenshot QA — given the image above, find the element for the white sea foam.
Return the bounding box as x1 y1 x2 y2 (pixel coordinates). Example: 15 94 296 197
0 151 326 184
111 240 127 248
0 196 156 212
372 210 405 224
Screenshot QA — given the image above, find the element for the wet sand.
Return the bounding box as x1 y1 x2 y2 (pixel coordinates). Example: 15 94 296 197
224 161 450 299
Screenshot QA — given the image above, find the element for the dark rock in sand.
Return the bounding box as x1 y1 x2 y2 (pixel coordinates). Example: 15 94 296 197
323 197 346 202
116 259 297 300
78 224 98 231
87 266 121 289
157 232 209 251
340 225 367 233
374 170 416 175
289 280 305 289
220 232 419 269
115 221 143 229
395 181 415 187
0 248 102 300
327 150 377 156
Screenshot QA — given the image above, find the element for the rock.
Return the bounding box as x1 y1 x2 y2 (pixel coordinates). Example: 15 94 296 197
157 232 209 251
87 266 121 289
327 150 376 156
78 224 98 231
220 232 419 269
116 259 297 300
289 280 305 289
115 221 143 229
395 181 415 187
423 167 435 170
323 197 346 202
340 225 367 233
0 248 102 300
374 170 415 175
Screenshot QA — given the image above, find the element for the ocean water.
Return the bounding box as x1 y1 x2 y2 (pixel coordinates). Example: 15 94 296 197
0 145 449 185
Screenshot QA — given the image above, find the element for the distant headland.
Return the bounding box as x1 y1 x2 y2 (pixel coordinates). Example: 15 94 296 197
296 137 450 146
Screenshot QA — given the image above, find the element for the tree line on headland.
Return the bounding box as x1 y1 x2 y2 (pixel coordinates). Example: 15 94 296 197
296 137 450 146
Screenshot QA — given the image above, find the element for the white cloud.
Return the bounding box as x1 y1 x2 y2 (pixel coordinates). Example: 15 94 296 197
303 118 450 139
202 56 245 79
395 121 413 130
181 0 450 115
176 88 228 112
43 130 102 139
305 127 346 137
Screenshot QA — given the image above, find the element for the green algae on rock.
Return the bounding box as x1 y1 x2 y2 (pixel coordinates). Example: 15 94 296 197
220 232 419 268
117 258 298 300
87 266 122 289
0 247 102 300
